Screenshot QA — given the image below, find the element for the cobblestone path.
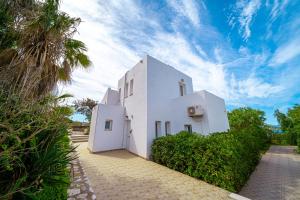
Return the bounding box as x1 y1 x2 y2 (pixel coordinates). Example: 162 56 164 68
76 142 232 200
239 145 300 200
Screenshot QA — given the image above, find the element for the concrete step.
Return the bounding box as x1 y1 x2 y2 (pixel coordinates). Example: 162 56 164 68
71 138 88 143
70 135 89 139
70 135 89 143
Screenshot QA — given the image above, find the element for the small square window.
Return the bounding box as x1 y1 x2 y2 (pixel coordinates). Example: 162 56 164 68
105 120 113 131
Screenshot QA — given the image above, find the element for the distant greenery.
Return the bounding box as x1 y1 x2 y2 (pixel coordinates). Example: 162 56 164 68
73 98 98 122
274 105 300 152
228 107 271 150
152 107 271 192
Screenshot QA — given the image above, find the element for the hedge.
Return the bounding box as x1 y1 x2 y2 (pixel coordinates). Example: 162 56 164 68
152 130 268 192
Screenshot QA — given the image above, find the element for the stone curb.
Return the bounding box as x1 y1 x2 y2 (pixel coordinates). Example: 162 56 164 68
229 193 251 200
67 143 97 200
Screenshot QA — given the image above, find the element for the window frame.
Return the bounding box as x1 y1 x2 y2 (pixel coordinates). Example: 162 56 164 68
179 81 186 96
104 120 113 131
129 79 134 96
184 124 192 133
155 121 162 138
124 82 129 98
165 121 171 135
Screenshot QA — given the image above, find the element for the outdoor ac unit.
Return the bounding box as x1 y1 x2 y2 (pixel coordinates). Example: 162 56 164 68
187 105 204 117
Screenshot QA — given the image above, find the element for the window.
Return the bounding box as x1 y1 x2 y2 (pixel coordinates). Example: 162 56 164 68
184 124 192 133
179 80 186 96
125 82 129 98
165 121 171 135
155 121 161 138
129 79 134 96
104 120 113 131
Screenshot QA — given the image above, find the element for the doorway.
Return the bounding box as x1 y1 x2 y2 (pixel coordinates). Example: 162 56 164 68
126 120 132 151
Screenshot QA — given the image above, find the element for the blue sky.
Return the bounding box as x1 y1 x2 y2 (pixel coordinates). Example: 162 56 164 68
61 0 300 125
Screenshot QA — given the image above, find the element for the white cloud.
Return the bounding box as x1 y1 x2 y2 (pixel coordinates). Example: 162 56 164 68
231 0 261 40
59 0 283 106
167 0 200 28
270 0 289 21
269 38 300 66
195 45 208 59
237 75 283 98
214 48 223 64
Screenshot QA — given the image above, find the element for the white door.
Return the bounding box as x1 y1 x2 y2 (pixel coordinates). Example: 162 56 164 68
126 120 132 151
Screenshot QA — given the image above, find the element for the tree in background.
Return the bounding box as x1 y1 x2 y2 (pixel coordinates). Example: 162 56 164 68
274 109 295 145
274 105 300 147
0 0 91 100
74 98 98 122
228 107 271 150
228 107 266 131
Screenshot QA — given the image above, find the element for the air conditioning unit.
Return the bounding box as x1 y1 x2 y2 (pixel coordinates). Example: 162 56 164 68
187 105 204 117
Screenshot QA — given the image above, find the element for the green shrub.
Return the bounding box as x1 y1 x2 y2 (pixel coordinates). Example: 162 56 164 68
0 91 75 199
271 133 289 145
152 129 267 192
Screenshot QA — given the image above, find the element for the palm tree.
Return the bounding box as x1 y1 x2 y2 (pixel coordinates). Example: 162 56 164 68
0 0 91 99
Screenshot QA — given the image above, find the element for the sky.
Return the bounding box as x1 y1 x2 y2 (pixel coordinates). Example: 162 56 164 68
60 0 300 125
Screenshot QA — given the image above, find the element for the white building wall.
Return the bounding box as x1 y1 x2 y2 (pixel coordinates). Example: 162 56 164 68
88 104 124 152
204 91 230 132
89 55 230 159
101 88 120 105
117 57 148 158
88 105 98 151
146 55 194 158
170 92 211 134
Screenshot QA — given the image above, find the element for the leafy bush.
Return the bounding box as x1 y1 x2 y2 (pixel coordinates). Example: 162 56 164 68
271 133 289 145
274 106 300 148
0 91 75 199
152 130 265 192
228 107 271 150
152 108 270 192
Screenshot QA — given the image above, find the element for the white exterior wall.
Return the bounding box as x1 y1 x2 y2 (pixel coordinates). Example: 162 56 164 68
146 55 194 157
117 58 148 158
170 92 211 135
88 104 124 152
101 88 120 105
89 55 230 159
88 105 98 151
204 91 230 132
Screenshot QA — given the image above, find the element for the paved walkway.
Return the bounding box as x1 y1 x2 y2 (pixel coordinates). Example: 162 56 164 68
239 145 300 200
76 143 231 200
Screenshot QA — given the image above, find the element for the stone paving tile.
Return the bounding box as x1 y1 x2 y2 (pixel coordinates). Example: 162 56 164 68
67 158 96 200
239 145 300 200
76 142 231 200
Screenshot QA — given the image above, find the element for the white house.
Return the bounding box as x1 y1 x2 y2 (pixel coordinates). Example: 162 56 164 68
88 55 230 159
